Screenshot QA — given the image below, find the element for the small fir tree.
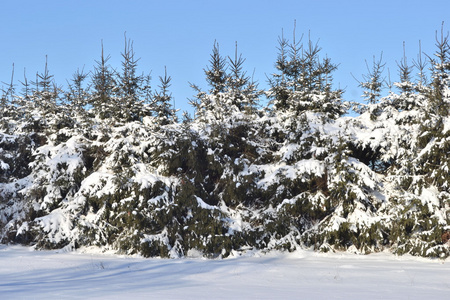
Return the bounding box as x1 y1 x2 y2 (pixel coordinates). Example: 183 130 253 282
152 67 178 125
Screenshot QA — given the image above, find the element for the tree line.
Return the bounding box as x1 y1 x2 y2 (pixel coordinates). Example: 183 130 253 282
0 26 449 258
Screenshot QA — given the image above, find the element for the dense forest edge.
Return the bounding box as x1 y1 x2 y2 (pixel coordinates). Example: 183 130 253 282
1 26 450 258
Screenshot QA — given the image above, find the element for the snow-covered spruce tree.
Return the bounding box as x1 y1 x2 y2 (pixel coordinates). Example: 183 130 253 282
324 46 424 254
66 60 173 254
189 41 228 125
267 30 346 118
65 68 91 129
359 54 386 106
338 31 450 257
142 43 266 257
53 63 176 255
76 120 176 254
0 81 17 180
390 27 450 257
226 42 261 114
0 44 160 252
0 70 37 243
308 129 389 253
89 43 117 121
0 117 37 245
0 59 88 247
4 69 33 133
258 28 365 252
13 58 69 135
139 113 236 258
152 67 178 126
188 41 263 202
213 43 265 208
0 67 17 133
115 36 151 123
12 114 177 253
89 38 151 124
189 41 263 124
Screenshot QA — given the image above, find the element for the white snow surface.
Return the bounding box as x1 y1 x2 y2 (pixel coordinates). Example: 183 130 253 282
1 245 449 299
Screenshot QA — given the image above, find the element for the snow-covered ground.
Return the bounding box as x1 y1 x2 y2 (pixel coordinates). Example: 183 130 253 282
1 246 449 299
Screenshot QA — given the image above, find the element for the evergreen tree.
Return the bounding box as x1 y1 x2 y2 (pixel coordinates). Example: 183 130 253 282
391 43 421 111
426 24 450 117
359 53 386 105
116 35 147 122
267 27 346 118
190 41 228 123
90 42 116 120
267 28 298 111
17 57 67 133
413 41 429 93
152 67 178 125
65 68 91 130
205 41 227 95
189 41 261 124
33 57 60 115
0 65 15 132
414 24 450 195
226 42 261 113
67 68 89 112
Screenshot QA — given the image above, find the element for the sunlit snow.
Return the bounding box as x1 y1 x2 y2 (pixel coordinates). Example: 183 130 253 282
0 246 449 299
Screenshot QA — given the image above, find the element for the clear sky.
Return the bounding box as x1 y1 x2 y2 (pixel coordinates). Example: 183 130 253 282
1 0 449 115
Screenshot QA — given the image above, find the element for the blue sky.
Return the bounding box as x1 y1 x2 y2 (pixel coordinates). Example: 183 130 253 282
1 0 449 115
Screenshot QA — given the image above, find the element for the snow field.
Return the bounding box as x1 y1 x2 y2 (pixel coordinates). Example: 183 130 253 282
0 245 449 299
